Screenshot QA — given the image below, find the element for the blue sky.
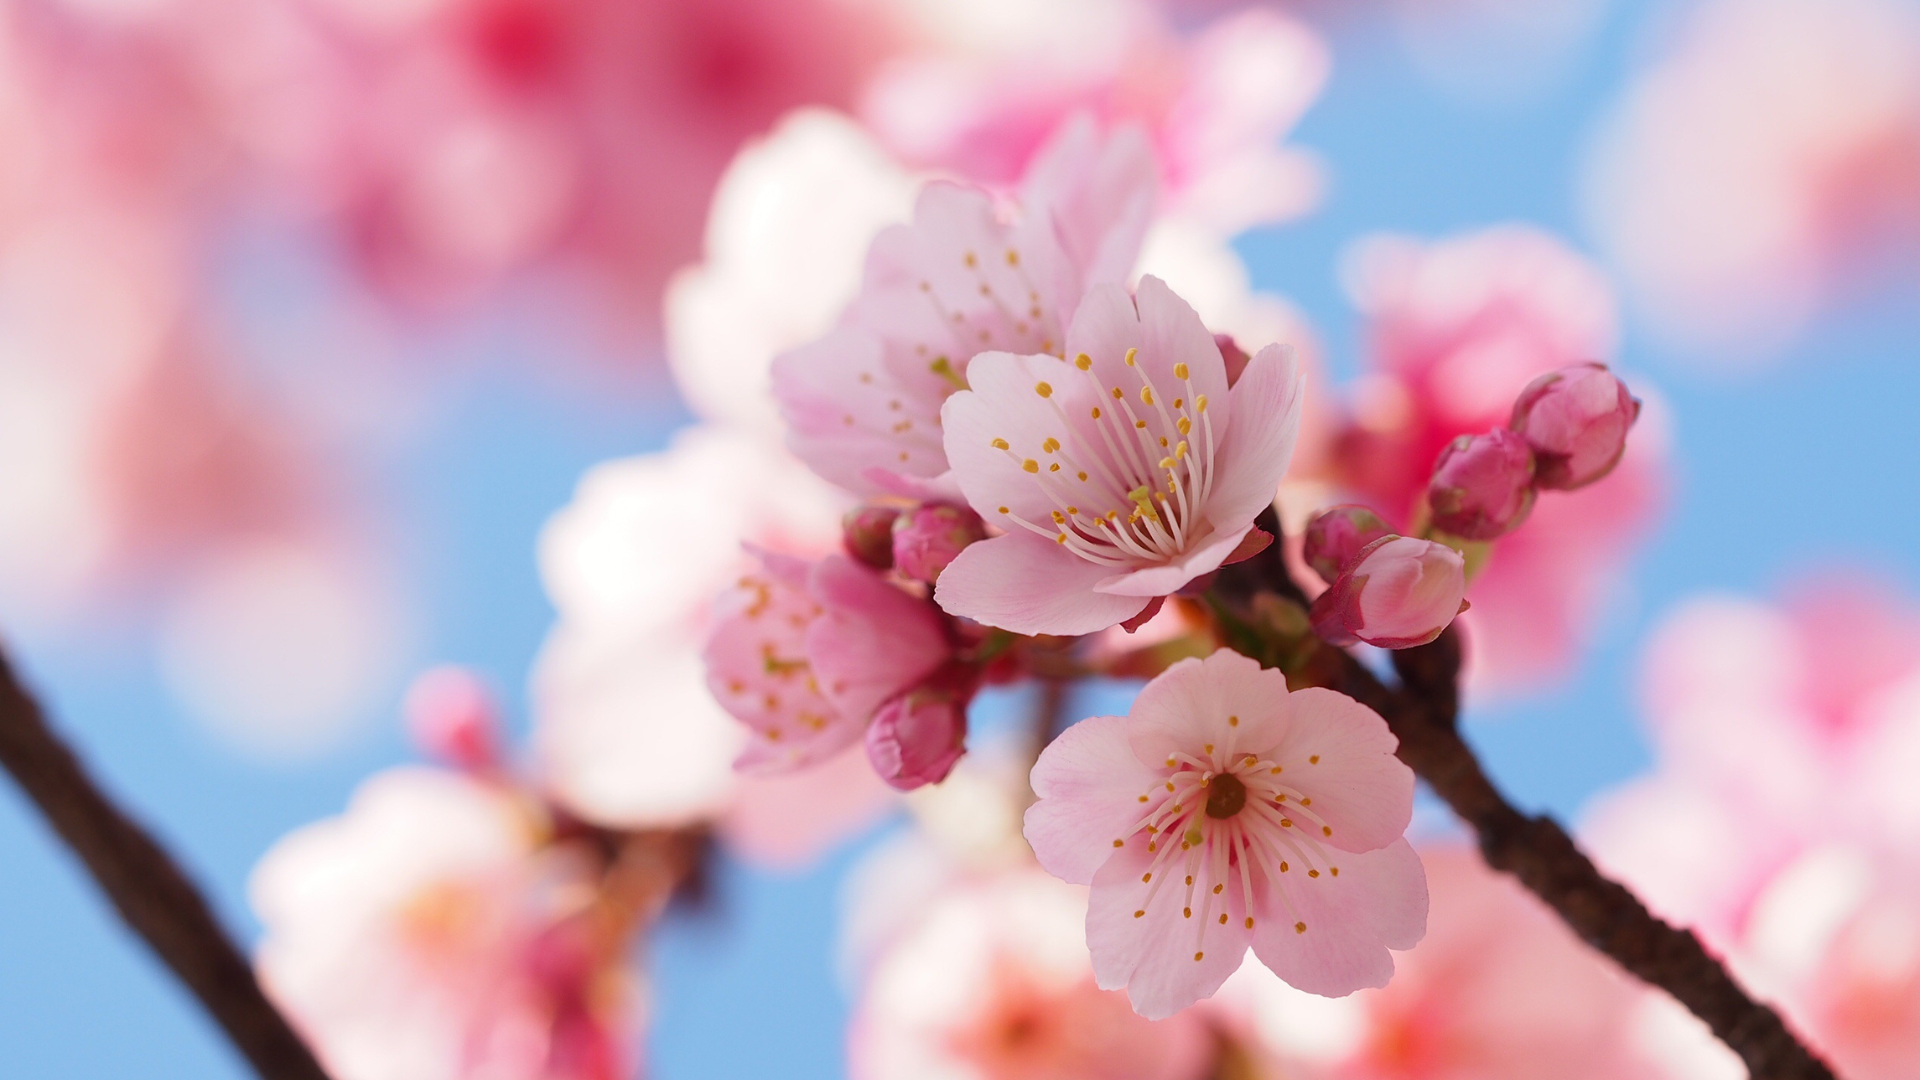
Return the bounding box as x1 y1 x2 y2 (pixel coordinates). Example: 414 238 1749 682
5 2 1920 1077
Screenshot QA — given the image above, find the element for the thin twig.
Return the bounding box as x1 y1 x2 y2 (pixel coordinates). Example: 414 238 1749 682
1219 507 1836 1080
0 646 331 1080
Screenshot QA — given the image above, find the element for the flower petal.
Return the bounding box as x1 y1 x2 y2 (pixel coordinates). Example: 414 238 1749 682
940 349 1085 526
934 531 1149 635
1250 838 1428 997
772 328 948 497
1271 686 1414 853
1088 835 1252 1019
1126 650 1289 772
807 555 951 723
1025 714 1163 885
1204 343 1302 530
1066 276 1230 435
1093 524 1252 598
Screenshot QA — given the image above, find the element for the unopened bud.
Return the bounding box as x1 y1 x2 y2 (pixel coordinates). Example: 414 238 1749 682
1214 333 1251 387
1309 536 1468 650
864 690 967 790
842 505 901 570
1302 504 1394 584
892 503 986 584
1509 363 1640 491
1427 429 1537 540
403 665 502 772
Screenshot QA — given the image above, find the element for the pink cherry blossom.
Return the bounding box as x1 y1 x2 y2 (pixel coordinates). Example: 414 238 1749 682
704 549 953 772
1584 0 1920 360
1025 649 1426 1019
250 767 637 1080
865 687 968 790
850 868 1214 1080
936 275 1304 636
771 118 1157 499
1302 505 1395 585
1310 536 1469 651
889 502 985 584
1328 226 1665 693
532 425 846 830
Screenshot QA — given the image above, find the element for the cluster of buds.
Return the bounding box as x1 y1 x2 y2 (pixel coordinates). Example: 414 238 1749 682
841 502 989 585
1427 363 1641 541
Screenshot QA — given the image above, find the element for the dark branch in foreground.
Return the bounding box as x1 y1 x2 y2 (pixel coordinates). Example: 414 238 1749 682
0 647 331 1080
1219 507 1836 1080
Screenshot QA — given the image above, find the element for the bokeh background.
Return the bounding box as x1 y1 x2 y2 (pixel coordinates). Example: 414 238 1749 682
3 0 1919 1076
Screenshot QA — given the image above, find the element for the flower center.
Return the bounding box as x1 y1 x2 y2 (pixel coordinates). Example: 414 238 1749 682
1204 772 1247 819
988 349 1219 570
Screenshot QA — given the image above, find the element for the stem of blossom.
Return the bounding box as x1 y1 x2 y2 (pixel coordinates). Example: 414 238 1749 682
1222 507 1837 1080
0 647 332 1080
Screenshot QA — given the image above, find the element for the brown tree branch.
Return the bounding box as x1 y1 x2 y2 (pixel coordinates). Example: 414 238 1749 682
1218 507 1837 1080
0 646 331 1080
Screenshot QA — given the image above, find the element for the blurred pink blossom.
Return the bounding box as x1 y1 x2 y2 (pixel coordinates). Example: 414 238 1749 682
1327 227 1666 693
405 665 505 773
849 867 1214 1080
863 3 1328 240
251 767 638 1080
1026 650 1426 1018
1220 846 1665 1080
1584 0 1920 361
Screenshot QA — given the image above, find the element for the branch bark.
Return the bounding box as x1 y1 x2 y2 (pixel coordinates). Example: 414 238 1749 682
0 647 331 1080
1220 507 1837 1080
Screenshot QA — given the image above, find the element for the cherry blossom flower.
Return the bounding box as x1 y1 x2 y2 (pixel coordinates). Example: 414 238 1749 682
850 868 1214 1080
1583 0 1920 360
1025 649 1426 1018
533 424 910 853
1327 227 1665 693
772 117 1157 499
251 767 637 1080
704 549 953 773
935 275 1302 636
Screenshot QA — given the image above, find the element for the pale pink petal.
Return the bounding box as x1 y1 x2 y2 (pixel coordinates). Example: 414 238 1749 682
1025 714 1163 885
1020 115 1159 292
1203 343 1303 529
1093 524 1252 598
1088 835 1252 1020
704 569 856 771
940 350 1084 526
772 328 946 496
1066 277 1230 432
1249 837 1427 997
1126 650 1289 771
934 530 1150 636
806 554 950 722
1267 686 1414 853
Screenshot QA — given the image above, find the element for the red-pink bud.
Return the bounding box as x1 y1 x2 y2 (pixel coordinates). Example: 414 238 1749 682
864 690 967 790
1309 536 1468 649
1214 333 1251 387
1509 363 1640 491
1427 428 1537 540
403 665 502 772
1302 504 1394 584
842 504 902 570
891 503 986 584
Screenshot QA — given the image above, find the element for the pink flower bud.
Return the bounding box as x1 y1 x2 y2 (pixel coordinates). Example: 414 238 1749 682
1427 428 1537 540
1214 332 1251 387
403 665 502 772
1310 536 1469 650
891 503 986 584
842 504 901 570
864 690 968 790
1509 363 1641 491
1302 504 1394 584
